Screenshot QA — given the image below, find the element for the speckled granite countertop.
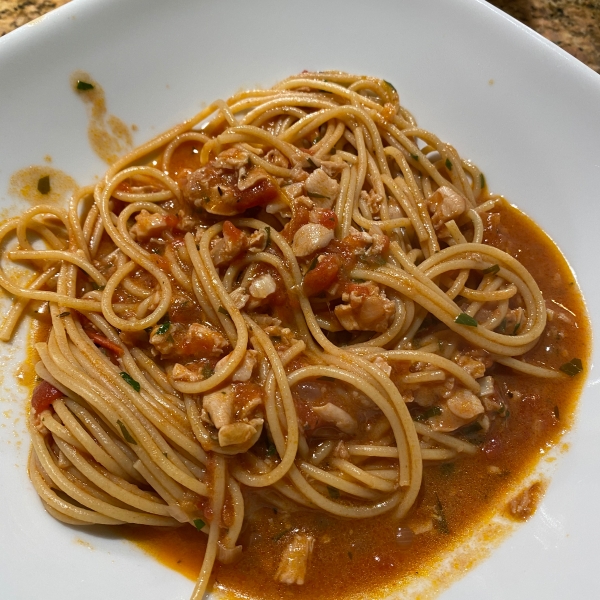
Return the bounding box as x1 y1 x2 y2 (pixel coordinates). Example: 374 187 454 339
1 0 599 74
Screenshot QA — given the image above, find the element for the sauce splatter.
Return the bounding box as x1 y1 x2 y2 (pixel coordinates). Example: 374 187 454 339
9 166 77 204
71 71 133 165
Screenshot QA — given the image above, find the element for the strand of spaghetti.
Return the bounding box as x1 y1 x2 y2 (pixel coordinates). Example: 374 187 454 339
53 399 131 478
8 249 106 287
68 185 96 262
352 266 541 355
0 265 58 341
38 338 208 496
191 455 226 600
64 398 143 482
329 457 397 492
297 462 382 499
96 173 172 329
31 428 176 525
286 364 411 487
54 437 172 516
28 453 124 525
494 356 563 378
229 314 299 486
221 478 245 549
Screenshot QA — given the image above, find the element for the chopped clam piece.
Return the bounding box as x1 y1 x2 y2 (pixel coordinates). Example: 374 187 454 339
446 389 485 420
428 186 466 230
130 210 171 242
218 418 263 447
275 533 315 585
312 403 357 434
372 356 392 376
249 273 277 299
229 286 249 309
292 223 334 257
202 387 234 429
238 166 269 191
304 168 339 209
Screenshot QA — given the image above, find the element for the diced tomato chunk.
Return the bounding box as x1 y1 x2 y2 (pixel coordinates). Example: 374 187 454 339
303 254 341 296
314 209 337 230
238 178 279 210
222 220 245 244
31 380 64 414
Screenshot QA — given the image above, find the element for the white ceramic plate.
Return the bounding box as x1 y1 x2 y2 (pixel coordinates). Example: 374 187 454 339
0 0 599 598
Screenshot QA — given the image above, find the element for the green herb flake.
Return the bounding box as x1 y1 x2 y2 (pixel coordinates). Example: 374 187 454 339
270 335 282 343
76 80 94 91
58 312 70 318
482 264 500 275
480 173 486 189
454 313 478 327
116 419 137 444
193 519 206 531
560 358 583 377
218 306 230 317
433 494 449 534
512 321 521 336
120 372 140 392
273 527 292 541
265 226 271 247
445 158 452 171
37 175 51 195
156 321 170 335
498 318 507 333
266 443 277 457
327 486 340 499
416 405 442 422
307 191 329 199
441 463 455 477
553 405 560 420
410 153 419 161
202 364 214 380
306 157 318 172
459 421 484 436
306 256 318 273
383 80 397 93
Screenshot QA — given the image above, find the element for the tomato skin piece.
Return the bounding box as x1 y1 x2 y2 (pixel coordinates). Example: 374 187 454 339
303 254 341 297
31 380 64 414
86 331 124 357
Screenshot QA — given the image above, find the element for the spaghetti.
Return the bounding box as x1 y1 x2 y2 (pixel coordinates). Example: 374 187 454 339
0 72 569 598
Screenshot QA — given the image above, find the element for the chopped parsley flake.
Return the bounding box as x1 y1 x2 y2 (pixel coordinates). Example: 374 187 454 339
76 80 94 91
116 419 137 444
560 358 583 377
156 321 170 335
482 264 499 275
37 175 51 195
454 313 478 327
327 486 340 499
120 372 140 392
